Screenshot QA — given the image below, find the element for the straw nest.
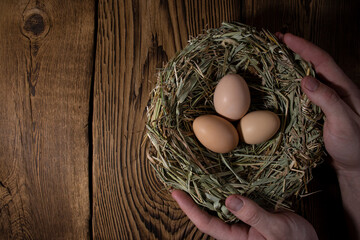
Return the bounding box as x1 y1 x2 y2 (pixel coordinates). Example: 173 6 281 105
146 22 324 222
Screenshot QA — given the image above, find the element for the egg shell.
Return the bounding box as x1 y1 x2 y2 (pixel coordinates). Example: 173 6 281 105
237 110 280 144
214 73 251 121
193 115 239 153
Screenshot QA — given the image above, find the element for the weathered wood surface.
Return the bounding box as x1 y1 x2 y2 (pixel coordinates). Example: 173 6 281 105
244 1 359 239
93 0 359 239
92 1 241 239
1 0 359 239
243 0 359 84
0 0 94 239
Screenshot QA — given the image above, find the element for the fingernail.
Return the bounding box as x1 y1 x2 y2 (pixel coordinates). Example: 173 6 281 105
226 196 244 212
275 32 284 41
303 77 319 92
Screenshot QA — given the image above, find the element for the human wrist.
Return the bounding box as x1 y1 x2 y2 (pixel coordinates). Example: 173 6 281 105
336 168 360 179
334 163 360 240
332 160 360 179
335 167 360 184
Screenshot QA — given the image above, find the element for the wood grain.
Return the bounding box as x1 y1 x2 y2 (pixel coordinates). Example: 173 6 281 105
0 0 94 239
92 0 241 239
244 0 360 83
243 1 359 239
0 0 358 239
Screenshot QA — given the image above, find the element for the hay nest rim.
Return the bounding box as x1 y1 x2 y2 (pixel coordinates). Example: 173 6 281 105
146 22 324 222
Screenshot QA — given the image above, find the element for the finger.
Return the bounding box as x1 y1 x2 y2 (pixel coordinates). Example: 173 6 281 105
225 195 278 237
282 33 350 85
282 33 360 114
172 190 248 240
301 76 351 121
275 32 284 41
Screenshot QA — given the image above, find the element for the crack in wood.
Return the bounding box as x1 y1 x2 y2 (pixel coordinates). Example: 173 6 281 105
0 181 12 196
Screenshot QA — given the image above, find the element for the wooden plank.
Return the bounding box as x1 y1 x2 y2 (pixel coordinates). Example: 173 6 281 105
244 0 360 83
93 0 359 239
0 0 94 239
92 0 241 239
243 0 360 239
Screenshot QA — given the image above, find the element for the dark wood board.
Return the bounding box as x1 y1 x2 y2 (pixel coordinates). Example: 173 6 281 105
92 0 241 239
1 0 359 239
243 0 360 84
243 1 359 239
0 0 95 239
92 0 360 239
92 0 359 239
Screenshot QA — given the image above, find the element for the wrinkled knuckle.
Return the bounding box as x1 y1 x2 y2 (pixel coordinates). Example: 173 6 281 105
319 51 333 64
195 217 213 233
242 208 261 226
195 221 207 233
267 216 293 239
281 213 298 231
195 220 208 233
323 52 333 62
316 52 335 71
196 223 206 233
323 88 340 104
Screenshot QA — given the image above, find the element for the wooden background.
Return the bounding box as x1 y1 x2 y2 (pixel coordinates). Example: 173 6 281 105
1 0 359 239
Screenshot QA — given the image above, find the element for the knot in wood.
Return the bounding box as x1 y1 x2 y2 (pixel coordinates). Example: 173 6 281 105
24 14 45 36
21 8 50 40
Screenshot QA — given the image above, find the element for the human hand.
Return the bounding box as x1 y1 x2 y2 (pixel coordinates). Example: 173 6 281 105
277 33 360 175
172 190 318 240
172 34 360 240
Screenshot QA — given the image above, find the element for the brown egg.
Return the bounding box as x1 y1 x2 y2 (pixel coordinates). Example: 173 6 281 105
193 115 239 153
237 110 280 144
214 73 251 121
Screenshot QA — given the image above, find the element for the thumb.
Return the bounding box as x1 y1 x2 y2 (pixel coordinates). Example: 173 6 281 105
301 76 348 120
225 195 277 237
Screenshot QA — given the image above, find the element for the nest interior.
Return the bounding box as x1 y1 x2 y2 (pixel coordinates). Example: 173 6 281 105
146 22 324 222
